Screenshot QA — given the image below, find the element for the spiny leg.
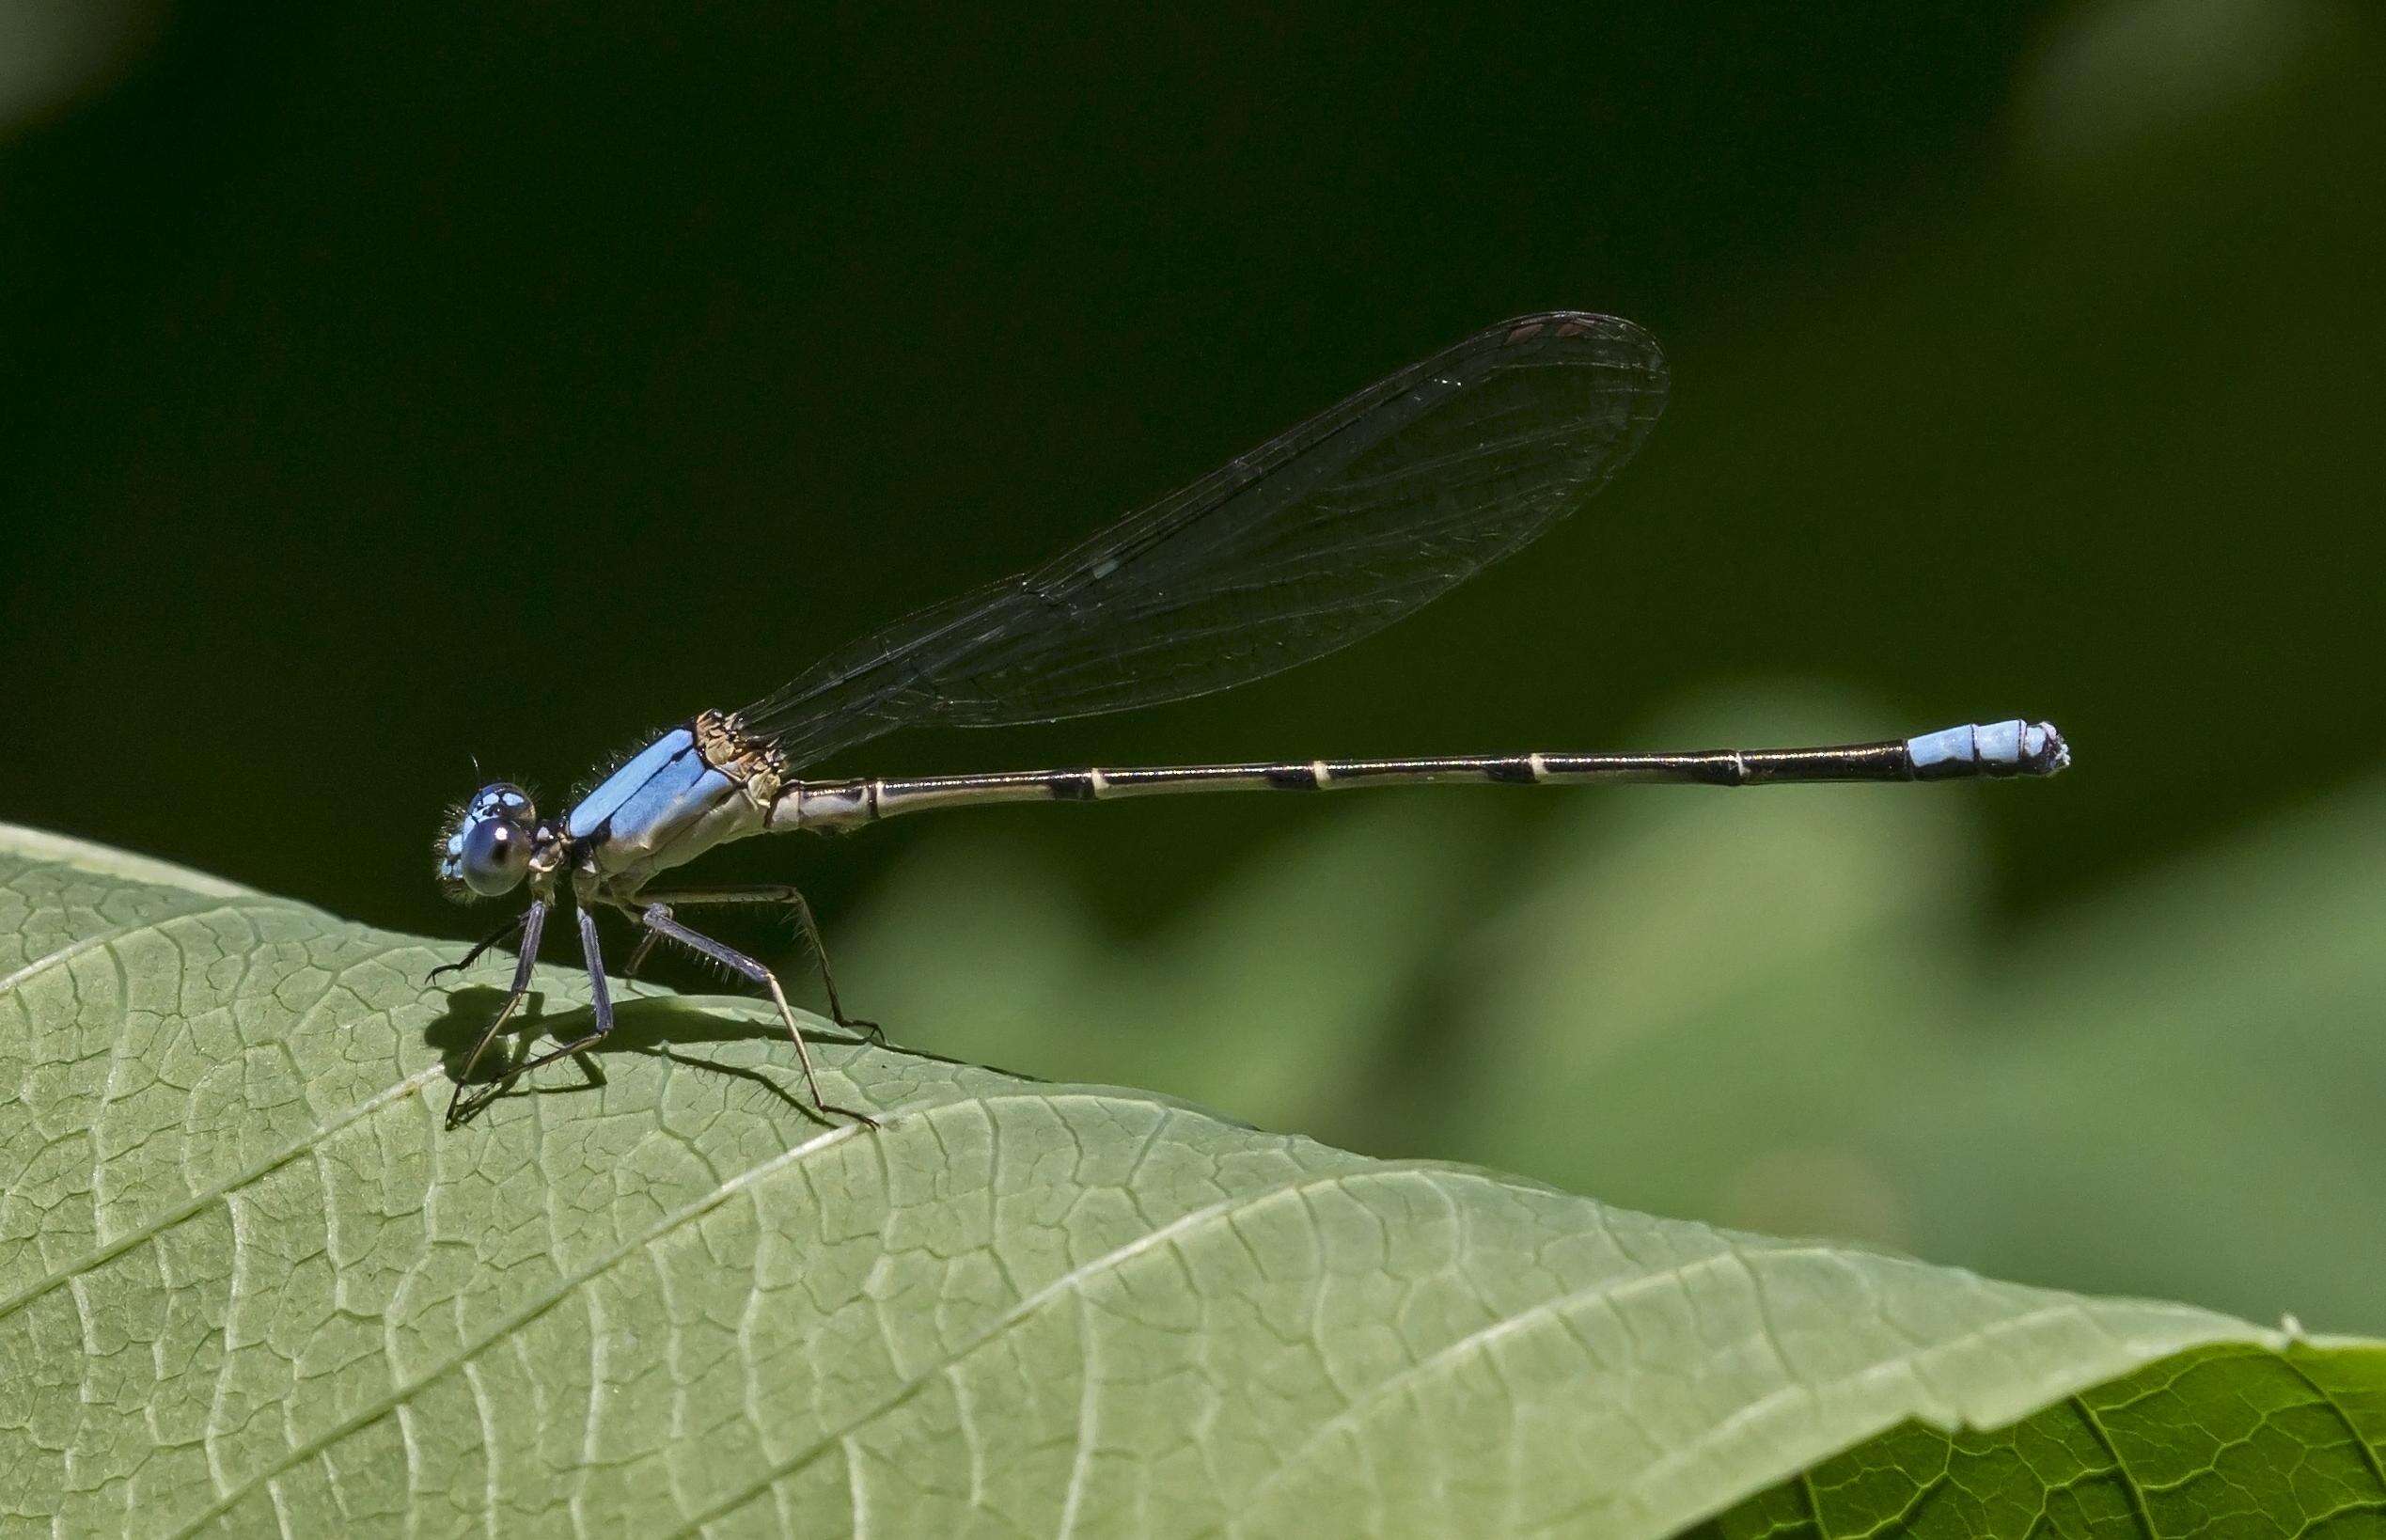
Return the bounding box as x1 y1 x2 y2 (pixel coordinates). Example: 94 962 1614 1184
429 908 530 983
448 904 618 1124
444 899 549 1127
627 885 885 1045
637 902 879 1126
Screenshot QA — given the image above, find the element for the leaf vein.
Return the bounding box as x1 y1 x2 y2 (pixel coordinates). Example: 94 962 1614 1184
2274 1349 2386 1494
2067 1391 2158 1538
0 1061 451 1326
662 1152 1496 1536
164 1114 875 1539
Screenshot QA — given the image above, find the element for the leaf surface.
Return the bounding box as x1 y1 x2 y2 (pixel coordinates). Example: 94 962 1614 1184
0 825 2371 1537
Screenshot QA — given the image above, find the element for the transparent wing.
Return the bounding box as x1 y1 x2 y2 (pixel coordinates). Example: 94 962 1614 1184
741 312 1669 771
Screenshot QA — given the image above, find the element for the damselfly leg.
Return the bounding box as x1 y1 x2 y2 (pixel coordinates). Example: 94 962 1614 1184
428 908 529 983
438 893 878 1126
444 898 551 1126
632 903 879 1126
618 885 886 1045
448 905 620 1125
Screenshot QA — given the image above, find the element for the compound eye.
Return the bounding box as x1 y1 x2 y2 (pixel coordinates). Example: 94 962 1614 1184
467 782 536 825
458 817 530 897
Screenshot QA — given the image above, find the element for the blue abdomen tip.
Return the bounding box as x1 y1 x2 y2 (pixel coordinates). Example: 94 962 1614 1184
1907 719 2069 778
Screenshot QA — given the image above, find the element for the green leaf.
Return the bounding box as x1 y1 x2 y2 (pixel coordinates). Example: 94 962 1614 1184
2 824 2377 1537
1698 1343 2386 1537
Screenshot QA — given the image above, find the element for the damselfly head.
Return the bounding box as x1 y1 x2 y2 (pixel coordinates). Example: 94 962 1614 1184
435 781 539 902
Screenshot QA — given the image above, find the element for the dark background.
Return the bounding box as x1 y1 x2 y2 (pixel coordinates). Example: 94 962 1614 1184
6 3 2383 1328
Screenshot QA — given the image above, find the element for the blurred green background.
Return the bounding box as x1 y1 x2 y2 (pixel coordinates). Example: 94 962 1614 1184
5 4 2380 1330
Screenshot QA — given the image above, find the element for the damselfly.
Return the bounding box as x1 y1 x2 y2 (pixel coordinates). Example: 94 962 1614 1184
433 313 2066 1128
